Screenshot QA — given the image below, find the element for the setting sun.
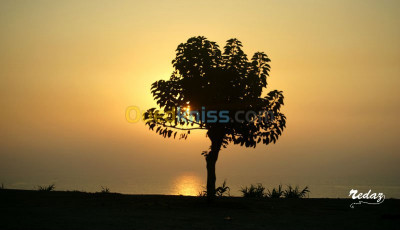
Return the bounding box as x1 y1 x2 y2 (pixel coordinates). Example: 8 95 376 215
0 0 399 229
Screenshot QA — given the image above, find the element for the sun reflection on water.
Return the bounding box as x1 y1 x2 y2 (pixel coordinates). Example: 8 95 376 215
172 173 202 196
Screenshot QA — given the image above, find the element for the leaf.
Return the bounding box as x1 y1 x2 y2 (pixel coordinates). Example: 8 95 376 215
143 36 286 148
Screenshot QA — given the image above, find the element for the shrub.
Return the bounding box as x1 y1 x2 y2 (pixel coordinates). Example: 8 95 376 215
198 190 207 197
216 180 230 197
240 183 266 198
37 184 55 192
198 180 230 197
283 185 310 198
100 186 110 193
266 184 283 198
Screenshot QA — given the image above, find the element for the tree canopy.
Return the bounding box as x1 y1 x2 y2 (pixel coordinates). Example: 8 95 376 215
144 36 286 148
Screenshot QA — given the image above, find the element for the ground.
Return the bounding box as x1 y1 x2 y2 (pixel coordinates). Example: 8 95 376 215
0 189 399 229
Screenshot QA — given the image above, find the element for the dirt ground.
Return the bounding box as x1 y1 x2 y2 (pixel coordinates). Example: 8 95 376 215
0 189 399 229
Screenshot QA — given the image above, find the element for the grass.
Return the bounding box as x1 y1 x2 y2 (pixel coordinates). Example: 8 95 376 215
266 184 283 198
198 180 231 197
240 183 266 198
283 185 310 198
99 186 110 193
37 184 56 192
0 188 399 230
216 180 230 197
241 184 310 199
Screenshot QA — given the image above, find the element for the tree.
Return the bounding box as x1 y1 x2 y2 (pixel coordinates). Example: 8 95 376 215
144 36 286 200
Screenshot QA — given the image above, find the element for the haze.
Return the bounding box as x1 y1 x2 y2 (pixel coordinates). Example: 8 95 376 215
0 0 399 197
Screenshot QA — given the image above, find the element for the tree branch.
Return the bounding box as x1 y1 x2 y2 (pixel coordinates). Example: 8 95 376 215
163 125 206 131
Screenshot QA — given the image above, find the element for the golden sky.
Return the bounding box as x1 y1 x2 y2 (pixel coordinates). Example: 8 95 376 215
0 0 399 195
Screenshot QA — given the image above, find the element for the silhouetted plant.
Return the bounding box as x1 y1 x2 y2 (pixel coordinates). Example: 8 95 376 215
199 180 230 197
266 184 283 198
100 186 110 193
216 180 230 197
198 190 207 197
144 36 286 200
283 185 310 198
37 184 55 192
240 184 266 198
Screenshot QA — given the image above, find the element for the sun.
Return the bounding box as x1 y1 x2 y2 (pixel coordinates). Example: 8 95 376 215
185 105 190 113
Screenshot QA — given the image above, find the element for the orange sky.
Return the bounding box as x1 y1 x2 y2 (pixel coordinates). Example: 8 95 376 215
0 0 399 195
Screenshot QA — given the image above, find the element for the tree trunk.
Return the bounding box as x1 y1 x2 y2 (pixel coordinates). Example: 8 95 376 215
205 128 224 201
206 149 218 201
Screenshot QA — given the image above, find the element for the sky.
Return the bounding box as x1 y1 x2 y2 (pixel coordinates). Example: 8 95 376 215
0 0 399 197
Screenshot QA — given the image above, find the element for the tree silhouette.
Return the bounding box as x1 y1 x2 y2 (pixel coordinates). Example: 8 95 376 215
144 36 286 200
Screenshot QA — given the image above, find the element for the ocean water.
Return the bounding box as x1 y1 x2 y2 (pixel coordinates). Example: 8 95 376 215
4 172 400 198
